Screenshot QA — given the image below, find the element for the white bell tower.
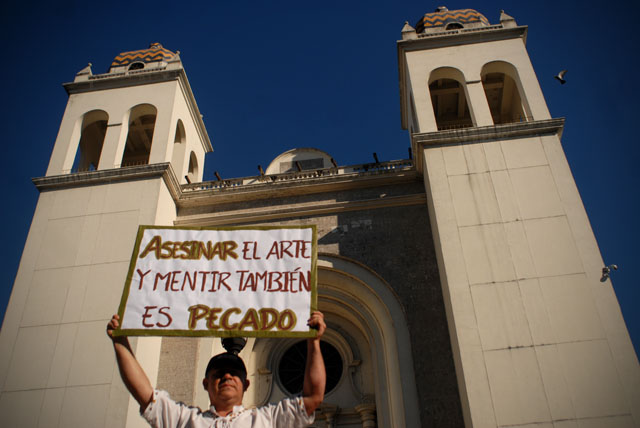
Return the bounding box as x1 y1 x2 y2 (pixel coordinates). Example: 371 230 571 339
398 7 640 428
0 43 211 427
46 42 211 183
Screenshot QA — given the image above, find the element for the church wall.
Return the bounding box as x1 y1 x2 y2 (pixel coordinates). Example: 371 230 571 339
320 206 463 427
176 179 465 427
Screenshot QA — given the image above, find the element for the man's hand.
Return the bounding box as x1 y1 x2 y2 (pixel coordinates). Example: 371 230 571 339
307 311 326 340
107 314 130 347
107 314 122 340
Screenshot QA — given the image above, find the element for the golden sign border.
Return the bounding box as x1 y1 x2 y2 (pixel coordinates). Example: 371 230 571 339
114 224 318 338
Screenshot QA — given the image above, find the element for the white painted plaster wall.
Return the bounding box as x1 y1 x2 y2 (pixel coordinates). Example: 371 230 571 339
0 178 177 428
421 134 640 428
164 87 207 183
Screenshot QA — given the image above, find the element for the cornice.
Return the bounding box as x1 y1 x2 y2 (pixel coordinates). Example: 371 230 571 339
413 118 565 147
32 163 182 201
32 161 422 215
63 69 182 94
397 25 527 52
175 193 427 227
178 167 419 207
411 118 565 173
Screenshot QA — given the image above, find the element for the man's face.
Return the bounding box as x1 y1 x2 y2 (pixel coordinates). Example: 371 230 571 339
203 367 248 406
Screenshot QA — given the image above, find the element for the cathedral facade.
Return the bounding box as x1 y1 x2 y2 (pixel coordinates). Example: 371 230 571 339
1 7 638 428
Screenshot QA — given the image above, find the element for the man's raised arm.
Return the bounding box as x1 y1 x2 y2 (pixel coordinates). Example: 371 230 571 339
107 314 154 410
302 311 327 416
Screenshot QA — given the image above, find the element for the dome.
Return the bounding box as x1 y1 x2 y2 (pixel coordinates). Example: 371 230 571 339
265 148 335 175
415 7 490 33
110 42 176 68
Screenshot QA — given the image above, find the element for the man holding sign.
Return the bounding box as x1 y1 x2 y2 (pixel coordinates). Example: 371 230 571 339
107 311 326 427
107 225 325 426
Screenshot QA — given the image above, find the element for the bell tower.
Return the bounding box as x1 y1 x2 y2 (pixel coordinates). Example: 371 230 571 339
46 42 211 183
0 43 211 427
399 7 639 428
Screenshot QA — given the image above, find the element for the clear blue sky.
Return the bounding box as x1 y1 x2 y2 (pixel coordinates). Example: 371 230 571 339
1 1 638 356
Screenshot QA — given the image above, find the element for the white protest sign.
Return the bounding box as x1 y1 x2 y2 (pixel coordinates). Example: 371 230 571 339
115 225 317 337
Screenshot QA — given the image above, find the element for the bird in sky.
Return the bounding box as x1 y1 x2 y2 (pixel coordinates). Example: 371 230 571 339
601 264 618 282
555 69 567 84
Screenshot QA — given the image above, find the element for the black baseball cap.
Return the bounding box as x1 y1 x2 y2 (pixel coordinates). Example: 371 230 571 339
205 352 247 379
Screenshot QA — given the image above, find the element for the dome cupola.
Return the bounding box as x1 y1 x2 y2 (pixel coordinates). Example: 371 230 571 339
109 42 178 72
415 7 490 34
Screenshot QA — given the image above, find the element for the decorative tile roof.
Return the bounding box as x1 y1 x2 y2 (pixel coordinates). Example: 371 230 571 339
415 8 490 33
111 43 176 67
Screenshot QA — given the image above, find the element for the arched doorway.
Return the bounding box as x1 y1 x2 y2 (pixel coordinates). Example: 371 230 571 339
244 254 420 427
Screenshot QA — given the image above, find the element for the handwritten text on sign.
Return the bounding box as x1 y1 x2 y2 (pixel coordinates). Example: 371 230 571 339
116 226 317 337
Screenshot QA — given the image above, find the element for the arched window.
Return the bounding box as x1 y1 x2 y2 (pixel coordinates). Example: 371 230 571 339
187 151 198 183
428 70 473 130
278 340 343 395
72 110 108 172
170 119 187 180
128 62 145 71
481 61 528 124
121 104 157 167
445 22 464 30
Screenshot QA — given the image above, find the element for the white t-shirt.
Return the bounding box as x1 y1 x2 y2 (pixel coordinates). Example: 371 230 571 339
142 390 315 428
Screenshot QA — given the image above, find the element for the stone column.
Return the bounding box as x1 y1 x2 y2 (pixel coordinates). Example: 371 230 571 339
355 403 376 428
319 404 338 428
465 80 493 127
98 106 130 170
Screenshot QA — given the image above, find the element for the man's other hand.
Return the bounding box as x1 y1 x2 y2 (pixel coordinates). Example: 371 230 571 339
107 314 124 342
307 311 326 340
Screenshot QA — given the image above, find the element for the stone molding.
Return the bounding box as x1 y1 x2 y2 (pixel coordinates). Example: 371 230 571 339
32 163 181 201
398 25 527 52
64 68 181 94
180 169 419 206
413 118 565 146
174 193 427 227
411 118 565 173
32 162 425 225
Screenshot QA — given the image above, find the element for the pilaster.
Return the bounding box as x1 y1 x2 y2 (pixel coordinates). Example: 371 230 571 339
465 81 493 126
